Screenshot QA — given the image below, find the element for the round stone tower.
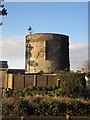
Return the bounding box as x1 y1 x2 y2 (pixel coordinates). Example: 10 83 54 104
25 33 70 74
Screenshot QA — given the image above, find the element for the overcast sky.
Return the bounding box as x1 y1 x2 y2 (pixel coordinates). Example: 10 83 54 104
0 1 88 70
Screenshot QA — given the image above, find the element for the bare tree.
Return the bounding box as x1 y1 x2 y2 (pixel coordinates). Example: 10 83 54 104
0 0 8 25
83 60 90 72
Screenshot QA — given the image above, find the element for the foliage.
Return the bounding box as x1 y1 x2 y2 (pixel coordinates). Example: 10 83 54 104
3 86 62 98
2 71 88 116
3 71 86 98
2 97 90 116
0 105 2 115
2 97 34 116
59 71 86 97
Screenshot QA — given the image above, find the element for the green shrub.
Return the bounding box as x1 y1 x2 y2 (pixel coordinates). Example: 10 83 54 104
32 99 90 116
2 98 34 116
59 71 86 97
3 71 86 98
0 105 2 116
2 96 90 116
3 89 13 97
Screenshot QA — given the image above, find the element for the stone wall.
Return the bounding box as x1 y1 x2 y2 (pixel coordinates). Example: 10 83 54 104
25 33 70 74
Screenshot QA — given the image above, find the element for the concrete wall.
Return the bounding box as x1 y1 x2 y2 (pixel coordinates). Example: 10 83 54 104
0 70 7 89
25 33 70 74
0 61 8 69
25 75 34 87
6 73 60 89
13 75 25 89
0 61 8 89
8 69 25 74
37 75 47 87
7 74 13 89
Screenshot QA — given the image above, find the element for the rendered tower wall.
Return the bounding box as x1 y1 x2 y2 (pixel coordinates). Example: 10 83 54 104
25 33 70 74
